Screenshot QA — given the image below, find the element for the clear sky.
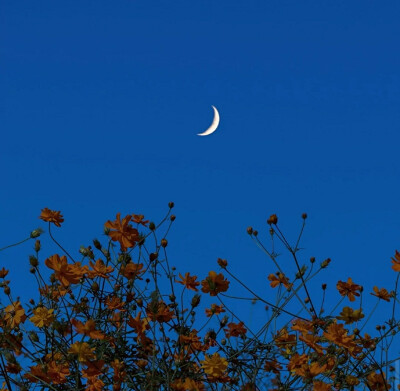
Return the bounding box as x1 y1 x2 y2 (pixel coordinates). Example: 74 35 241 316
1 1 400 348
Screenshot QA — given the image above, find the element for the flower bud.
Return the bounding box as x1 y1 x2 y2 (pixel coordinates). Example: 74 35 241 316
302 213 308 219
34 240 41 252
247 227 253 235
91 282 99 293
217 258 228 268
310 257 315 264
161 239 168 248
170 215 176 222
149 222 156 231
149 252 158 262
267 214 278 225
29 255 39 267
191 294 201 308
30 228 44 239
321 258 331 268
4 286 10 295
30 267 36 274
29 331 39 342
220 315 229 327
168 202 175 209
253 230 258 236
322 283 327 290
93 239 102 250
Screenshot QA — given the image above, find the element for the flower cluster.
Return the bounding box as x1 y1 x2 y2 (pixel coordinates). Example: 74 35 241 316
0 207 398 390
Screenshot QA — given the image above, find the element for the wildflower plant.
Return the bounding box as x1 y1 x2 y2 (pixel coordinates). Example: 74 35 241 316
0 204 399 390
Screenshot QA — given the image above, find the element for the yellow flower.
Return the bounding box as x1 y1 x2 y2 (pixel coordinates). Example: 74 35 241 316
336 306 364 324
4 301 27 328
200 352 228 377
30 306 55 328
68 342 96 363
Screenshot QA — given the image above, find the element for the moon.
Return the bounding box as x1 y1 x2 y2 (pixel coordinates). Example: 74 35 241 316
197 105 220 136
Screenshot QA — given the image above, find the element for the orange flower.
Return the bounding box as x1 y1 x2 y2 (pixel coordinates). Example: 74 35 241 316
71 318 105 340
46 361 70 385
291 319 314 334
268 272 292 289
121 262 145 280
299 333 325 355
87 258 114 279
45 254 87 287
275 328 297 353
336 277 362 301
4 301 27 328
172 378 205 391
128 311 150 338
105 295 126 311
104 213 140 251
82 360 106 378
295 362 327 379
131 214 149 226
263 360 282 374
201 271 230 296
371 286 391 302
39 207 64 227
313 380 332 391
287 353 308 374
224 321 247 338
146 300 175 323
205 304 225 317
179 329 207 354
391 250 400 271
85 375 105 391
323 321 360 356
366 371 389 391
175 272 200 291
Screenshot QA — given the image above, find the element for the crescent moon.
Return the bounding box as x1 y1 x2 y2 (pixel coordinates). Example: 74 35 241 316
197 105 220 136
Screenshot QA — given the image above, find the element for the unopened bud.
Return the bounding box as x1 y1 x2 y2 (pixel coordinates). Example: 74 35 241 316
170 215 176 221
168 202 175 209
30 228 44 239
321 258 331 268
310 257 315 264
217 258 228 268
149 252 158 262
302 213 307 219
247 227 253 235
29 255 39 267
149 222 156 231
191 294 201 308
322 284 327 290
93 239 102 250
267 214 278 225
34 240 41 252
220 315 229 327
91 282 99 292
4 286 10 295
161 239 168 248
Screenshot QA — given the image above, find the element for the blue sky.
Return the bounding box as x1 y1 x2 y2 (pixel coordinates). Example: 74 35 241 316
1 1 400 345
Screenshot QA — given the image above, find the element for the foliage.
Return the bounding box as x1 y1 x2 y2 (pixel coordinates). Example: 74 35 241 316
0 204 399 390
